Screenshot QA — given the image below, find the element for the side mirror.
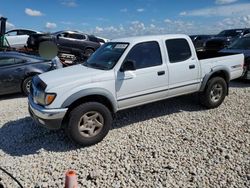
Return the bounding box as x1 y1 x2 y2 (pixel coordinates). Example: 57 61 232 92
120 60 136 72
56 34 61 39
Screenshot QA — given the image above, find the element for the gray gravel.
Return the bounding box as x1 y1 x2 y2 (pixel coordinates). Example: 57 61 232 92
0 81 249 188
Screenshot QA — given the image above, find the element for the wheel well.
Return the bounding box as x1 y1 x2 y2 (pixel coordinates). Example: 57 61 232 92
21 73 39 91
209 70 229 83
62 95 114 128
84 47 95 52
206 70 229 95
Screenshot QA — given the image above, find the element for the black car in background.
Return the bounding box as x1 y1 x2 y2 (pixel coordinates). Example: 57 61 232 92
204 28 250 52
27 31 106 59
220 35 250 80
0 52 60 96
190 35 214 51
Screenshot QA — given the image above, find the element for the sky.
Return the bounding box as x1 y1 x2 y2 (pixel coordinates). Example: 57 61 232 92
1 0 250 39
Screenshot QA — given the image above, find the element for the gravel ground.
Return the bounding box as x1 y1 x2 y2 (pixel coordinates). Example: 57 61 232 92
0 81 249 188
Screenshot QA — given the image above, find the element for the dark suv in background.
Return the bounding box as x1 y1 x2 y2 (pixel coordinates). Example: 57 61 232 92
204 28 250 52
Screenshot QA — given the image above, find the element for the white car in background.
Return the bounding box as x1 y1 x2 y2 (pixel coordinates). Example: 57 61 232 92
5 29 42 49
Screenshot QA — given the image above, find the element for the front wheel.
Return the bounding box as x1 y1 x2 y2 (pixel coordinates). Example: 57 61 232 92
22 76 33 96
199 77 227 109
66 102 113 146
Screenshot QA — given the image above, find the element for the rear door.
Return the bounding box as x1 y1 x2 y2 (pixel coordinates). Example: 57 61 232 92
165 38 200 96
116 41 169 109
0 57 26 95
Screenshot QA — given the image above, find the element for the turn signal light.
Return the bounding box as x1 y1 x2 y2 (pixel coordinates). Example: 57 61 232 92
45 93 56 105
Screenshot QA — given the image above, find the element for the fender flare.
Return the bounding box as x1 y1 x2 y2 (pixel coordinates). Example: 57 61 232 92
200 66 230 92
61 88 118 112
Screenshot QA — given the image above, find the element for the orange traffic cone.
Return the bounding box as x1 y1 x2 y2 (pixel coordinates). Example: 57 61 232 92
65 170 78 188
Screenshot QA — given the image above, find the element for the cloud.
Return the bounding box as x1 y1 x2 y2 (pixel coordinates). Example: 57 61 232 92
60 21 73 25
45 22 57 29
120 8 128 13
25 8 43 16
137 8 145 12
61 0 77 7
215 0 238 5
164 19 172 23
180 3 250 17
95 26 104 32
216 15 250 29
6 22 15 30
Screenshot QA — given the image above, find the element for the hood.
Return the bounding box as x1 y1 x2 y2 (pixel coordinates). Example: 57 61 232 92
38 64 113 91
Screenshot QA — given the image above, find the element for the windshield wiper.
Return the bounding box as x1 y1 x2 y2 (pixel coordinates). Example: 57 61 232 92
90 63 107 70
82 61 107 70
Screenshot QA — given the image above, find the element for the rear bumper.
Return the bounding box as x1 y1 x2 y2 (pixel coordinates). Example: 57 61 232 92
28 96 68 130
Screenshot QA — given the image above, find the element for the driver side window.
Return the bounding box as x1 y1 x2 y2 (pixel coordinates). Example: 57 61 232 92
124 41 162 69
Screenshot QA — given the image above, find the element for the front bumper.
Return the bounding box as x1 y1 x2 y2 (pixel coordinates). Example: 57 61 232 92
28 96 68 130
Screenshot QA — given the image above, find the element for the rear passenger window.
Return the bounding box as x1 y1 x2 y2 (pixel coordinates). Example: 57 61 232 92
0 57 16 67
165 39 191 63
124 41 162 69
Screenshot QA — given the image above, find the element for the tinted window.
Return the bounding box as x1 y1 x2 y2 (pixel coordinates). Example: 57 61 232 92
165 39 192 63
228 37 250 50
68 33 85 40
17 30 36 35
88 35 98 42
0 57 16 66
6 31 17 36
15 58 26 64
124 41 162 69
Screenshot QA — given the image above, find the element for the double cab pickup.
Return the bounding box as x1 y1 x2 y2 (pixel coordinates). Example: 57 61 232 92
28 34 244 146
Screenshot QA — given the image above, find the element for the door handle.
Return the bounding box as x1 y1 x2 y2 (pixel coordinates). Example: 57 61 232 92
157 71 165 76
189 65 195 69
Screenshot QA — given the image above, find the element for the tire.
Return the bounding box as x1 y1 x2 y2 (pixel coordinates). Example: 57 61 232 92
22 76 33 96
66 102 113 146
199 77 227 109
83 48 94 58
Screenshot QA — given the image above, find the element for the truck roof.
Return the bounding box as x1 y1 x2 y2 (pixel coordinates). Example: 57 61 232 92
111 34 189 44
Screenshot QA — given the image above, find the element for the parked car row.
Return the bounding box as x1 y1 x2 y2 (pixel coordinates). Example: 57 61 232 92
204 28 250 52
190 28 250 80
27 30 108 58
1 27 250 98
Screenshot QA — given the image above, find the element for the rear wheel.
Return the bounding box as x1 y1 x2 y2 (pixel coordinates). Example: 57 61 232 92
66 102 112 146
199 77 227 108
22 76 33 96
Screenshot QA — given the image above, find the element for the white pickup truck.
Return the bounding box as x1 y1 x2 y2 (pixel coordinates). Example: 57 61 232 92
28 34 244 146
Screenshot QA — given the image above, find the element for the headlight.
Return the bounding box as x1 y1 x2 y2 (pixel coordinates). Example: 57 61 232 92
34 90 56 106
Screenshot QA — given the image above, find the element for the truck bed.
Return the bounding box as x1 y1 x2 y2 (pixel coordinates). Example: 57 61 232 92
199 51 244 81
196 51 236 60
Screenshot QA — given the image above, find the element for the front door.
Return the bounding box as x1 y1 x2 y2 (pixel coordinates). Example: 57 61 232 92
0 57 25 95
116 41 169 109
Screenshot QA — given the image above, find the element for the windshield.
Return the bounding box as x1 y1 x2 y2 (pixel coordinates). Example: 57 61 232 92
217 30 243 37
227 37 250 50
83 42 129 70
